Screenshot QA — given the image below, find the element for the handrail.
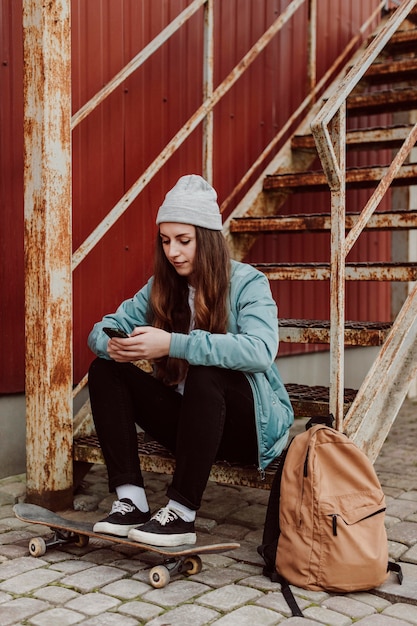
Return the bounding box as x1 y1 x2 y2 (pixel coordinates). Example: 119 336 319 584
72 0 308 270
311 0 414 187
310 0 417 429
71 0 206 130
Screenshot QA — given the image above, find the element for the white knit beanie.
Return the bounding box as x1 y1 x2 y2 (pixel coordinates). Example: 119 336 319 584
156 174 222 231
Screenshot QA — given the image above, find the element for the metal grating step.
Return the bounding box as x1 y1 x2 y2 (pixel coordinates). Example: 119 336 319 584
285 383 357 417
291 125 415 153
73 382 355 488
254 261 417 282
230 210 417 234
279 318 392 346
264 163 417 192
74 431 277 489
347 86 417 116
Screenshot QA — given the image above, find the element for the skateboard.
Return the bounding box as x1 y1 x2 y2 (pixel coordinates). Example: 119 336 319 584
13 503 240 588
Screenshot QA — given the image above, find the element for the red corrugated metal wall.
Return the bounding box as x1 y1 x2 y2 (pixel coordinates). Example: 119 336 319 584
1 0 388 391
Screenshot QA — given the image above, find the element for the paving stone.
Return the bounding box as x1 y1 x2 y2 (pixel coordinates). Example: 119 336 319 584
382 602 417 624
210 604 283 625
196 583 263 611
0 597 50 626
351 615 406 625
399 491 417 502
82 548 125 564
402 543 417 564
0 590 13 604
101 578 150 599
0 492 15 506
0 567 63 594
190 566 248 587
29 607 84 626
33 586 80 604
303 605 353 625
255 590 311 617
60 564 125 592
146 604 219 626
0 555 47 579
199 493 244 517
65 591 120 615
0 542 28 560
226 503 267 530
387 522 417 546
322 596 376 619
386 500 417 520
75 614 138 626
143 579 211 607
388 540 409 560
378 562 417 603
116 599 164 620
346 592 391 611
49 559 95 574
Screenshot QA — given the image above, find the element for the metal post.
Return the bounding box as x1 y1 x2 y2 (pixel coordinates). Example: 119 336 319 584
23 0 73 510
329 105 346 430
202 0 214 183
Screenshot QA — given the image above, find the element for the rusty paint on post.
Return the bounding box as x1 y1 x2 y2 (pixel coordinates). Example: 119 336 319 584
23 0 73 510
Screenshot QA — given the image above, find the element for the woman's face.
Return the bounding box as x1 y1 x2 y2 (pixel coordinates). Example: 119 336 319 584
159 222 197 283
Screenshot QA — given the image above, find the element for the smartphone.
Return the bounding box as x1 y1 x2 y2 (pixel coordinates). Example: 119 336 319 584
103 327 129 339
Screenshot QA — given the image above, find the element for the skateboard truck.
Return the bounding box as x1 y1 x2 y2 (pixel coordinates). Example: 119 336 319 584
29 529 89 557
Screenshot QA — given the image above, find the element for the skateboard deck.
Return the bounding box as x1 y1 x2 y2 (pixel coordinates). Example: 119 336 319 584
14 503 240 587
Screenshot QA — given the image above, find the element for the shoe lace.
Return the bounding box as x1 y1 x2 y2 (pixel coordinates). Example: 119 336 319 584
110 500 134 515
152 507 179 526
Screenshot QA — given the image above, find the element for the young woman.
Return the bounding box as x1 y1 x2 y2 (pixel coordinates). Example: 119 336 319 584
87 174 294 547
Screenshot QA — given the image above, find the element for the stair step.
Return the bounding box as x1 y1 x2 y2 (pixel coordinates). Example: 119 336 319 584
253 262 417 281
73 383 358 481
279 318 391 346
286 383 357 417
347 86 417 116
292 125 415 152
229 210 417 234
73 432 275 489
264 163 417 192
361 58 417 85
383 27 417 54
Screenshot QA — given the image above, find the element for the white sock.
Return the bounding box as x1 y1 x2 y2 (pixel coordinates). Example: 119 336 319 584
168 499 196 522
116 484 149 513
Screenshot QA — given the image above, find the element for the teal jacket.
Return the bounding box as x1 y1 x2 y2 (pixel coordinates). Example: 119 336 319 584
88 259 294 471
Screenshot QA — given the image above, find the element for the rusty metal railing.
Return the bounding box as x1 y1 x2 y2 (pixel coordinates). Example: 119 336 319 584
71 0 311 271
311 0 417 431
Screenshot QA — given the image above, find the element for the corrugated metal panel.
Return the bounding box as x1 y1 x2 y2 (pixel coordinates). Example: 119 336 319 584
2 0 389 390
1 0 25 392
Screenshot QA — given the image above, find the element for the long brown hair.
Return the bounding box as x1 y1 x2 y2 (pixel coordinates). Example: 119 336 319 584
149 226 231 385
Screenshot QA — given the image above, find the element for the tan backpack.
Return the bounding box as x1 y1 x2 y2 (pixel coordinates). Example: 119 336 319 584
258 418 402 616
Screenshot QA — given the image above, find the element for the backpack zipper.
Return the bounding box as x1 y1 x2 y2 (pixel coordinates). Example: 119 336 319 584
330 508 386 536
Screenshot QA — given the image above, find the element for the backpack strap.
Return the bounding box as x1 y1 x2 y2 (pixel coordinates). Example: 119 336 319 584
388 561 403 584
275 574 304 617
305 414 334 430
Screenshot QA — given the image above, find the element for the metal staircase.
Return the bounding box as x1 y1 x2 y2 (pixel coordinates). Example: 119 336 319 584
72 2 417 491
225 2 417 462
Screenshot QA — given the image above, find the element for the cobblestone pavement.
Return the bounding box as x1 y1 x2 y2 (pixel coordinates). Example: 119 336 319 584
1 399 416 625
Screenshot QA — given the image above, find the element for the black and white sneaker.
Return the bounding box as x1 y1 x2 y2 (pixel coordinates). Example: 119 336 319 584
93 498 151 537
128 506 196 547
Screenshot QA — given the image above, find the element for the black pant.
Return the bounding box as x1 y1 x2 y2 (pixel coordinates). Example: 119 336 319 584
88 358 258 510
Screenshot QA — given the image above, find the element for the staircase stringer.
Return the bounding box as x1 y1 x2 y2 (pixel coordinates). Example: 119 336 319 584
343 280 417 463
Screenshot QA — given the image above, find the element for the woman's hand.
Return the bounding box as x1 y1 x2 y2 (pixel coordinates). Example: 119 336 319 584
107 326 171 362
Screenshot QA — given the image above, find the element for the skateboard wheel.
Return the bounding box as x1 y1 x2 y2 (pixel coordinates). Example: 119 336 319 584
184 555 202 575
74 534 89 548
149 565 170 588
29 537 46 557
